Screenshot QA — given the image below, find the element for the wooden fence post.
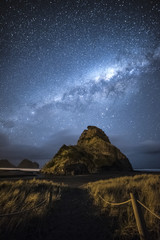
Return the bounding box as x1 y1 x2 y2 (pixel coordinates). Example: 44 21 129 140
130 193 148 240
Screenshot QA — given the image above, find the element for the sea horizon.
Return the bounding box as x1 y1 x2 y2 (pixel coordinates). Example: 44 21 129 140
134 168 160 172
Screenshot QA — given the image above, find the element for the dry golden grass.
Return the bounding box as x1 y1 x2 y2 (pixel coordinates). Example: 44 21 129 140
0 179 64 235
0 174 160 240
85 174 160 239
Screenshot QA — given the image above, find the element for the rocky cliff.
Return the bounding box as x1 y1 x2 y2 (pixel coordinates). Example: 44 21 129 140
77 126 132 171
0 159 15 168
18 159 39 169
42 126 132 175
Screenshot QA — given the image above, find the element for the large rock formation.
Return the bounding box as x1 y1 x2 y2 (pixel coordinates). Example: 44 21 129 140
18 159 39 169
77 126 132 171
42 145 95 175
42 126 132 175
0 159 15 168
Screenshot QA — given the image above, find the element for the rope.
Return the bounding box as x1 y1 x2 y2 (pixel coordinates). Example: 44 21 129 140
99 194 160 220
98 194 131 206
0 199 47 217
137 200 160 220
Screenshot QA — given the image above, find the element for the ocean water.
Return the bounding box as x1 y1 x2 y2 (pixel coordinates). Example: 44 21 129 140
134 169 160 172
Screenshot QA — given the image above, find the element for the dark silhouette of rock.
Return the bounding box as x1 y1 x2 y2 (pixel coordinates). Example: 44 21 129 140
42 126 132 175
18 159 39 169
65 163 89 175
0 159 16 168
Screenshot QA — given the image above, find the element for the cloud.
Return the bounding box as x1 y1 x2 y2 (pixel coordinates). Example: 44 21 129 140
0 132 10 147
109 134 136 154
109 135 160 168
138 140 160 155
124 140 160 169
0 129 79 167
0 131 160 169
0 143 39 160
0 131 41 162
42 129 79 155
111 136 160 156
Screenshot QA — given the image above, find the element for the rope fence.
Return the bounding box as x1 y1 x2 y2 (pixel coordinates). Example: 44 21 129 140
98 194 131 206
137 200 160 220
0 199 47 217
98 192 160 240
0 188 159 240
98 194 160 220
0 191 53 218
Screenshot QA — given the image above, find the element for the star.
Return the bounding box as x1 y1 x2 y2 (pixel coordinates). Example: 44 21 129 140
0 0 160 169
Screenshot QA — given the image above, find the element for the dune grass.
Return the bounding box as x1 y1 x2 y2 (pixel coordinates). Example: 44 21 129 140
0 179 64 238
85 174 160 239
0 174 160 240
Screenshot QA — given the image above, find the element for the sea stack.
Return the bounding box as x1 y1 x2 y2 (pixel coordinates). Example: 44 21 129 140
42 126 132 175
0 159 15 168
18 159 39 169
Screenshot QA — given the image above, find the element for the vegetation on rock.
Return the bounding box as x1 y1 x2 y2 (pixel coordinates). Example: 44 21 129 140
42 145 95 175
42 126 132 175
78 126 132 171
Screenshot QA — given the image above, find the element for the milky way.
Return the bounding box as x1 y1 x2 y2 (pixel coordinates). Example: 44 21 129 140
0 0 160 168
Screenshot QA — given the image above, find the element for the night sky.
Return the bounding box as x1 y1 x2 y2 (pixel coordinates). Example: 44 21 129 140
0 0 160 168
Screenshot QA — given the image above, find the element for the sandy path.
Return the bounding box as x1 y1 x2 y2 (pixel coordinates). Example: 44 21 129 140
41 187 112 240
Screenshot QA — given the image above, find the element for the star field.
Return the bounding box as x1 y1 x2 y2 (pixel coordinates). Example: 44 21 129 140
0 0 160 168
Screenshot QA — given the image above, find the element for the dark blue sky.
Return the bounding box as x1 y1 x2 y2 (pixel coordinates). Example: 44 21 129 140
0 0 160 168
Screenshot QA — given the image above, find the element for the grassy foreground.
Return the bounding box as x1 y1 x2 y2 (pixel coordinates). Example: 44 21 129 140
0 174 160 239
85 174 160 239
0 179 63 239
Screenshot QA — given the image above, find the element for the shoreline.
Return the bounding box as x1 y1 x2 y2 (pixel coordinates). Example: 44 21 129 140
0 169 160 187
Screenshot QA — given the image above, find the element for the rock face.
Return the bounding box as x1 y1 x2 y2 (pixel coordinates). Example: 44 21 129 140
18 159 39 169
78 126 132 171
42 126 132 175
0 159 15 168
42 145 94 175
